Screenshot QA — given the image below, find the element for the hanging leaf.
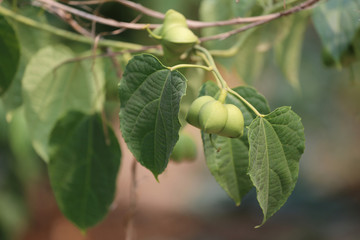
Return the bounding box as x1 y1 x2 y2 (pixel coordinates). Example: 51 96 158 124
0 16 20 96
200 82 270 205
48 111 121 230
22 45 105 162
1 7 52 111
275 11 310 89
248 106 305 226
119 54 187 179
312 0 360 63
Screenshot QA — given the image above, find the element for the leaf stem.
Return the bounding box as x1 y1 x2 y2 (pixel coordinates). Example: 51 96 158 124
194 45 226 89
194 45 264 117
169 64 212 72
227 88 265 117
145 24 162 40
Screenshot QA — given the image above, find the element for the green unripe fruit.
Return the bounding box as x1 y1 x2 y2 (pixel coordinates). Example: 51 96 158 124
186 96 214 128
199 100 228 134
162 10 188 32
163 27 198 46
162 27 198 54
170 132 197 162
219 104 244 138
148 9 198 57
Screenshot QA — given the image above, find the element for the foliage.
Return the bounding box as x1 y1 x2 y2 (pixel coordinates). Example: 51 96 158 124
0 0 359 235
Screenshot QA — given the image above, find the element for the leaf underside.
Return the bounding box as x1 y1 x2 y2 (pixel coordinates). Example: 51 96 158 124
48 111 121 230
22 45 104 162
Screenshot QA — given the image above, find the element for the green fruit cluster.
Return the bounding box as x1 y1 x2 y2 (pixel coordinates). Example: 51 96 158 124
186 95 244 138
151 9 199 55
170 132 197 162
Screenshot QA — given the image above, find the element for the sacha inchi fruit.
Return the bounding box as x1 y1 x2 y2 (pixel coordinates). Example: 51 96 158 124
220 104 244 138
186 95 214 128
198 100 227 134
186 93 245 138
149 9 199 56
170 132 197 162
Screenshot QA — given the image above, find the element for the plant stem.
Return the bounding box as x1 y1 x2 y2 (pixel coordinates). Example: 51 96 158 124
194 45 264 117
0 5 149 50
169 64 212 72
227 89 265 117
194 45 226 89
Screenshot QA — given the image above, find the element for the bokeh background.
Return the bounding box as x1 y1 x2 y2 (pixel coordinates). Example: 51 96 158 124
1 0 360 239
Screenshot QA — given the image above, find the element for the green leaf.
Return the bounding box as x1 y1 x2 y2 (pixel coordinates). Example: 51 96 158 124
0 16 20 96
23 45 105 162
1 8 52 111
248 106 305 226
200 82 270 205
312 0 360 62
48 111 121 230
275 11 309 89
119 54 187 178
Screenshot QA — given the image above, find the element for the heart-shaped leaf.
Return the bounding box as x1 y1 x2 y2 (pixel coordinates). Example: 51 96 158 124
248 106 305 226
119 54 187 179
48 111 121 230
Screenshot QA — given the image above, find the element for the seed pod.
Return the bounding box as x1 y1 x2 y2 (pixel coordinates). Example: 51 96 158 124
199 100 227 134
219 104 244 138
186 96 214 128
170 132 197 162
148 9 198 57
162 10 188 32
162 27 198 54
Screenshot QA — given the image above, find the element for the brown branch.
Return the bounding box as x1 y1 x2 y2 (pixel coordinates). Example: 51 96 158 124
34 0 317 30
33 0 160 29
67 0 106 5
200 0 320 42
57 8 93 37
32 0 320 44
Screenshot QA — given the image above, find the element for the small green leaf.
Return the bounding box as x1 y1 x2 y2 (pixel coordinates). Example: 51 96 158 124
200 82 270 205
275 11 309 89
119 54 186 178
248 106 305 226
312 0 360 62
48 111 121 230
0 16 20 96
22 45 105 162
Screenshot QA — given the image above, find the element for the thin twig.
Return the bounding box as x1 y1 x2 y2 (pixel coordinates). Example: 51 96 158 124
67 0 107 5
91 14 143 64
200 0 320 42
33 0 318 30
33 0 159 29
50 6 93 37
